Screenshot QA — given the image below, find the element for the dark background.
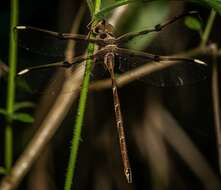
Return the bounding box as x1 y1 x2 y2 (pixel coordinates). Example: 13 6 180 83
0 0 221 189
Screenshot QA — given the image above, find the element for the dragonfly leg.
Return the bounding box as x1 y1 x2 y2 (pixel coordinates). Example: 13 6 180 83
115 11 199 44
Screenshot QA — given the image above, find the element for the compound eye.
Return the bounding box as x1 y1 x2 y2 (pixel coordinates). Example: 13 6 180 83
99 33 107 39
94 27 100 34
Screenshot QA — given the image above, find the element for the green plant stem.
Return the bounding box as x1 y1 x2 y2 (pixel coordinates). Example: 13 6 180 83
5 0 18 172
200 9 216 47
64 1 101 190
64 44 94 190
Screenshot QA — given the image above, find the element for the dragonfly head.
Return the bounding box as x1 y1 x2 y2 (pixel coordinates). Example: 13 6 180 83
92 19 115 40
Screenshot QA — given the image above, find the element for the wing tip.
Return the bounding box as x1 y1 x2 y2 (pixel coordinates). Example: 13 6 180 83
17 69 29 76
15 26 27 30
194 59 207 65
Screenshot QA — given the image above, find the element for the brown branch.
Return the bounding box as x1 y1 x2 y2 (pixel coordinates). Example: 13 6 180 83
211 45 221 175
144 101 221 189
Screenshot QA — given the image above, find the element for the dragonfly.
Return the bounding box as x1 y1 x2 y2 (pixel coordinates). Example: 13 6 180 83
16 11 207 183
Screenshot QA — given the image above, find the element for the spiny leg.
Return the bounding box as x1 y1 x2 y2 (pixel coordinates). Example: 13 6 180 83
115 11 199 44
15 26 106 46
104 52 132 183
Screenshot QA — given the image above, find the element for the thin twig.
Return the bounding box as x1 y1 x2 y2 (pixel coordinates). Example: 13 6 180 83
200 9 216 47
211 45 221 174
145 101 221 190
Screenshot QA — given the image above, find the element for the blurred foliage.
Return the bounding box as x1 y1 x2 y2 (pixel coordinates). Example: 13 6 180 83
192 0 221 14
118 0 171 50
185 16 202 32
0 108 34 123
96 0 221 18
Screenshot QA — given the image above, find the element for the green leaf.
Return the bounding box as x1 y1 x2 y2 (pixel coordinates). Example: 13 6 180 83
185 16 202 31
191 0 221 15
87 0 95 16
0 108 34 123
14 101 35 111
16 77 33 93
95 0 141 19
123 0 171 50
0 108 8 116
12 113 34 123
96 0 221 19
0 167 6 175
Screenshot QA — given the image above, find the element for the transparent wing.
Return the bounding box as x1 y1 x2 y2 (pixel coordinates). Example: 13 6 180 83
16 27 88 59
117 55 208 87
16 63 73 95
16 57 107 95
17 27 66 58
16 27 92 95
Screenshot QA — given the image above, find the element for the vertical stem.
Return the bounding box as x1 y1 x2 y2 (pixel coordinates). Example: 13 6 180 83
64 1 101 190
200 9 216 47
200 8 220 174
211 50 221 174
64 43 94 190
5 0 19 171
